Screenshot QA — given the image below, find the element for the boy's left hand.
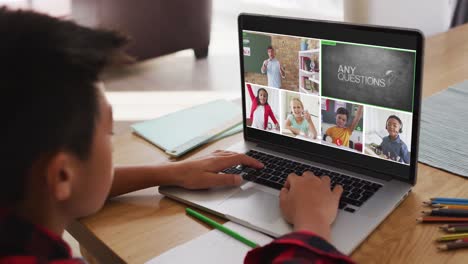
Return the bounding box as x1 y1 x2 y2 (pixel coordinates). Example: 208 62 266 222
174 150 264 189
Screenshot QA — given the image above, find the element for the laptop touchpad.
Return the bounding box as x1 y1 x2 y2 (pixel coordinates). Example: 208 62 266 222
219 187 281 224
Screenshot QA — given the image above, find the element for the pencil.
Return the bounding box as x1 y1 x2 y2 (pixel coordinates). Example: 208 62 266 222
185 208 259 248
430 203 447 208
425 201 468 206
431 203 468 208
430 197 468 203
447 226 468 233
422 209 468 217
438 241 468 251
436 233 468 242
439 223 468 229
416 217 468 222
423 200 468 206
437 205 468 210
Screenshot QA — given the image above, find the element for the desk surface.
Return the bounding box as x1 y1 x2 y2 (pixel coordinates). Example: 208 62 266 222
68 24 468 264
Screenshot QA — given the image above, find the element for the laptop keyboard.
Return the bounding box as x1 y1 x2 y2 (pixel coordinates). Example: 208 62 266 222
222 150 383 213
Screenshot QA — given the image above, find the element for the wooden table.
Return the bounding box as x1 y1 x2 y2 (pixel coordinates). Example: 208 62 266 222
68 24 468 264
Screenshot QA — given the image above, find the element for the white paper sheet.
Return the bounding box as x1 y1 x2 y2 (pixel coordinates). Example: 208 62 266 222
145 222 274 264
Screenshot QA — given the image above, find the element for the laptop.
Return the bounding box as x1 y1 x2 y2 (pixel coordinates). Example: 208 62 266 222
160 14 423 255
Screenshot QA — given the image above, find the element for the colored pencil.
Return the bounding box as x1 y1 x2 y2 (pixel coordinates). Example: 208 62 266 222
417 217 468 222
439 223 468 229
425 201 468 206
446 226 468 233
437 241 468 251
436 233 468 242
431 203 468 208
437 204 468 210
430 203 448 208
422 209 468 217
455 238 468 243
430 197 468 203
185 208 259 248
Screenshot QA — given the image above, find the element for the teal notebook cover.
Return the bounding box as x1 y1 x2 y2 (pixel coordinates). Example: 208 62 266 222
131 99 243 157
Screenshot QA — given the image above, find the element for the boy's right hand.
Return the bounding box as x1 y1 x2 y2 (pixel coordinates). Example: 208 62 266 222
279 172 343 242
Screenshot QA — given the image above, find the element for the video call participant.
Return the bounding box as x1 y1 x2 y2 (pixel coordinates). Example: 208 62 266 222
261 45 285 88
247 84 279 130
380 115 410 164
285 97 318 139
325 105 363 148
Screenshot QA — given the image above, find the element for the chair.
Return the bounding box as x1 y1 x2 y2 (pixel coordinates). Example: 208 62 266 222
71 0 212 61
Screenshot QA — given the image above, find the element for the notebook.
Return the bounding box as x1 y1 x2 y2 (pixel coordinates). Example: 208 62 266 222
145 221 273 264
131 99 242 157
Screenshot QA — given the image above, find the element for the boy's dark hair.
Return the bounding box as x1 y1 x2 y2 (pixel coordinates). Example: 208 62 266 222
256 88 269 105
0 8 129 205
267 45 274 51
336 107 349 120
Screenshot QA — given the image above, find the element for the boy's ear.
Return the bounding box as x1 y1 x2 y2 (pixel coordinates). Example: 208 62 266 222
45 152 78 201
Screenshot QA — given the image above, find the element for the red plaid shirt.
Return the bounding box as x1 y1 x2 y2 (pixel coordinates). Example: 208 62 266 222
0 208 85 264
245 231 355 263
1 208 354 263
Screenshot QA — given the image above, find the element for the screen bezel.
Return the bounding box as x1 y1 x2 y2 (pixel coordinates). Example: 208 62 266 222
238 13 424 185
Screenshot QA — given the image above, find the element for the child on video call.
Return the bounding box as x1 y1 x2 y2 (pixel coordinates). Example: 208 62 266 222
285 97 318 139
247 83 279 130
380 115 410 164
325 105 363 147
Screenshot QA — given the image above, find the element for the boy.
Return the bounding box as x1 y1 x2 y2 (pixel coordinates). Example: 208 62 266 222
0 8 352 263
380 115 410 164
326 105 364 148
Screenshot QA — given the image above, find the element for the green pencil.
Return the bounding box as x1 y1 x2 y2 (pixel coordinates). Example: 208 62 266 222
186 208 259 248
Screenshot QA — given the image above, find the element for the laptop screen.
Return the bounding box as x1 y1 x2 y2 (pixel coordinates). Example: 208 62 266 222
239 15 423 183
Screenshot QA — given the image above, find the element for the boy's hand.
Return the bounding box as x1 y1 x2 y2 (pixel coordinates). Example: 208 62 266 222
175 150 264 189
280 172 343 241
